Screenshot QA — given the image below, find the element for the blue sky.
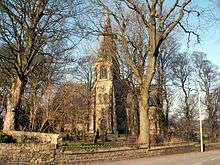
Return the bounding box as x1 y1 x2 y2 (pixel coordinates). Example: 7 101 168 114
182 0 220 68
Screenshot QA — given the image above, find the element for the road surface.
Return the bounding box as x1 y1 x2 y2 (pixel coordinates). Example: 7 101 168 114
96 149 220 165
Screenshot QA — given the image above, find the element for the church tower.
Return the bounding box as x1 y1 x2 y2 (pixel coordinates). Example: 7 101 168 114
89 15 126 135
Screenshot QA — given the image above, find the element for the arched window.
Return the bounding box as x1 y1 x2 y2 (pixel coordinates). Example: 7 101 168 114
100 65 108 79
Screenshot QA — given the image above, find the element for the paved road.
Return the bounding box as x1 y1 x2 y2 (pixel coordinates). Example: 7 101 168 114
96 150 220 165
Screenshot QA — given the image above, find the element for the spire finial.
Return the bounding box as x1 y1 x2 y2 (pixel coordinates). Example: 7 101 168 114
104 11 110 21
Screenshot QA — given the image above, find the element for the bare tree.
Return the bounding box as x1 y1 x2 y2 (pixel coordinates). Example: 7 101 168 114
25 82 90 133
170 93 198 141
0 0 86 130
192 52 219 140
115 13 148 138
155 36 179 138
25 51 65 131
72 55 96 92
169 53 195 140
94 0 199 145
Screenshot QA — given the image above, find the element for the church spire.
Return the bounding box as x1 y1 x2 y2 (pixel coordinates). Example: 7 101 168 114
98 14 116 61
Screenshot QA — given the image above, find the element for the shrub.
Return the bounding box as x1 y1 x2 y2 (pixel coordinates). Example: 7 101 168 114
0 133 16 143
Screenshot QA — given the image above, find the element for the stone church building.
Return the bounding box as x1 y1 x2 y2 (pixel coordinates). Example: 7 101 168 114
89 16 161 137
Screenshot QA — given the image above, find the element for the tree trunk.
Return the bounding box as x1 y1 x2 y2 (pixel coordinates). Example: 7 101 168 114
3 77 26 131
138 88 150 145
137 53 157 146
181 82 191 140
207 94 215 140
133 93 139 136
164 84 170 131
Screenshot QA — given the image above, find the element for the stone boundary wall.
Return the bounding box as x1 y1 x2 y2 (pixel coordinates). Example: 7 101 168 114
0 143 56 165
3 131 61 144
1 142 220 164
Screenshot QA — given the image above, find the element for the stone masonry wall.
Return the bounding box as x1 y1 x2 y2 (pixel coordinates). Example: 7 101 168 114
0 143 56 165
1 143 220 164
3 131 60 144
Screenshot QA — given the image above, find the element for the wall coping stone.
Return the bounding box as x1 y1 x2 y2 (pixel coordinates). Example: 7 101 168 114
3 131 62 144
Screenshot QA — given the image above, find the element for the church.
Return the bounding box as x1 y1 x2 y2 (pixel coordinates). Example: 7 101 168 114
88 15 161 138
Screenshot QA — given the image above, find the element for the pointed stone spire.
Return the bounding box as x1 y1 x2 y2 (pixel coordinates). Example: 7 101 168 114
102 13 111 36
98 13 116 61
